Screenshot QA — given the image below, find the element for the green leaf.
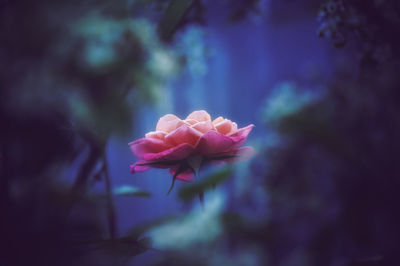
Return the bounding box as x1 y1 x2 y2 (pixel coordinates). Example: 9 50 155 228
178 167 233 201
113 185 151 198
124 215 178 240
158 0 194 41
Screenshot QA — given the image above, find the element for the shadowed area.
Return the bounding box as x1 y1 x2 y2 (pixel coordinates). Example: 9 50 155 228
1 0 400 265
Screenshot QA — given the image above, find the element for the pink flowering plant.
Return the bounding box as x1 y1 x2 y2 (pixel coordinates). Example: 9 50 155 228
129 110 254 193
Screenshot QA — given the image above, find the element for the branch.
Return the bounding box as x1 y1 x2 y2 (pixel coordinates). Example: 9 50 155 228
102 156 117 240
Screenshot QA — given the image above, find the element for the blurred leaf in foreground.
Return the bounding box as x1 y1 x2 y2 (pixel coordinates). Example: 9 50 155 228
95 185 151 198
148 191 225 250
178 167 233 202
113 185 151 198
158 0 195 41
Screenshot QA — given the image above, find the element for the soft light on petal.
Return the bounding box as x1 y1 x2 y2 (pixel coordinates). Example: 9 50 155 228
229 124 254 138
230 122 238 135
145 131 167 140
196 131 245 155
191 121 215 134
165 125 203 146
156 114 183 133
186 110 211 122
212 116 224 125
129 110 255 188
214 119 234 135
143 143 195 161
184 119 198 125
129 138 171 160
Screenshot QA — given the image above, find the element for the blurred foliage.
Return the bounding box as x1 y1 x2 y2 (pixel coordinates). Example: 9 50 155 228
147 191 225 252
318 0 400 64
0 0 202 265
261 82 316 126
2 0 400 265
112 185 152 198
178 167 232 202
227 0 267 22
142 1 400 266
255 0 400 265
0 180 153 266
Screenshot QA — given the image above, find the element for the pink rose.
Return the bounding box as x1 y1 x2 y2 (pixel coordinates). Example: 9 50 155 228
129 110 254 183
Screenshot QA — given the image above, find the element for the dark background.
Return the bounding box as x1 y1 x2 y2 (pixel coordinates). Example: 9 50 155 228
1 0 400 265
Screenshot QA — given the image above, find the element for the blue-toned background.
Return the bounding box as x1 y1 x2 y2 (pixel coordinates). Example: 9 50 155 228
111 0 336 229
2 0 400 265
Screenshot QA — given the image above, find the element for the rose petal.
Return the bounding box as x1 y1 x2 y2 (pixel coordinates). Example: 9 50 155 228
230 122 238 134
195 130 246 155
191 121 215 134
226 124 254 148
143 143 195 161
184 119 198 125
165 125 202 146
156 114 184 133
130 111 254 183
212 116 224 125
130 162 150 173
130 159 181 172
145 131 167 140
170 166 195 181
129 137 171 160
214 119 235 135
229 124 254 138
186 110 211 122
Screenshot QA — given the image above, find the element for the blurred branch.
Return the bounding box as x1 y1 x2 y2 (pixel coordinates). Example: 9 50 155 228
158 0 195 41
102 155 117 240
68 134 118 240
71 142 103 195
